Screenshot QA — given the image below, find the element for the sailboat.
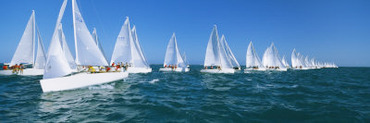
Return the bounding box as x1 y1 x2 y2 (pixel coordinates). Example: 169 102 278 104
281 56 290 68
200 25 235 73
220 35 241 70
262 43 287 71
40 0 128 92
159 33 189 72
245 41 265 71
110 17 152 73
0 10 46 76
291 49 309 70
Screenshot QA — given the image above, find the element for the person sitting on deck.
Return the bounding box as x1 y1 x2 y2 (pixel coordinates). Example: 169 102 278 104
217 66 221 70
111 62 115 67
164 65 167 68
19 64 24 74
204 66 207 69
106 66 111 72
89 66 96 73
3 65 8 70
116 63 121 71
211 66 213 69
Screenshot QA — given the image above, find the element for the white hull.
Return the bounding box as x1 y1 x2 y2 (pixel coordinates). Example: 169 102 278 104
40 71 129 92
244 68 267 72
0 69 44 76
291 67 311 70
159 67 190 72
200 68 235 73
265 68 288 71
126 67 152 73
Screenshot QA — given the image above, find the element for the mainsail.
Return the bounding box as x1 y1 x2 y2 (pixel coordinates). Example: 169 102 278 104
204 25 221 67
72 0 108 66
10 11 35 66
246 41 264 68
164 33 186 68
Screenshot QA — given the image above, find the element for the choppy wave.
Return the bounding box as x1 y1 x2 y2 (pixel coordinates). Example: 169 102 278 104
0 65 369 122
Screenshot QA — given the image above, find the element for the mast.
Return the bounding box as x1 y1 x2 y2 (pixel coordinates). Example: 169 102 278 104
72 0 79 65
32 10 36 65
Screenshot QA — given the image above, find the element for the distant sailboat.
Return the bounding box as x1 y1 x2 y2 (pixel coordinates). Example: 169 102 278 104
111 17 152 73
291 49 309 70
245 41 265 71
262 43 287 71
40 0 128 92
159 33 189 72
0 10 46 76
200 25 235 73
220 35 241 70
281 56 290 68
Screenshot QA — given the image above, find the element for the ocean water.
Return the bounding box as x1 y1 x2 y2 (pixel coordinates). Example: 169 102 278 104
0 65 369 122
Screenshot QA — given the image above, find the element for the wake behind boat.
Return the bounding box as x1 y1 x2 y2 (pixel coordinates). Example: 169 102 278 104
159 33 189 72
0 10 46 76
40 0 128 92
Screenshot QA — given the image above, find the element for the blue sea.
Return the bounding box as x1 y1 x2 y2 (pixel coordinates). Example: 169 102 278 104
0 65 369 122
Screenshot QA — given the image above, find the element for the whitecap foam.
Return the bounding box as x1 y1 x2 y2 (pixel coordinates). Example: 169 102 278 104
149 79 160 84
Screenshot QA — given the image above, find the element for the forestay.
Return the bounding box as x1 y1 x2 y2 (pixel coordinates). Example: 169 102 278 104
72 0 108 66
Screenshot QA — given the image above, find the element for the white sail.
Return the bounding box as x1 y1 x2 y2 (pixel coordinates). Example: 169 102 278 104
182 52 189 66
111 17 133 65
246 42 264 68
34 25 46 69
281 56 289 68
10 11 35 66
262 43 285 68
204 25 221 67
72 0 108 66
164 33 186 68
218 36 233 69
131 25 150 68
220 35 240 68
43 0 72 79
92 27 107 62
58 24 76 69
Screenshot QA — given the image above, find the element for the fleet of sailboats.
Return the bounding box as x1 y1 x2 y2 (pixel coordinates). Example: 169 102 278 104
159 33 189 72
291 49 337 69
0 0 339 92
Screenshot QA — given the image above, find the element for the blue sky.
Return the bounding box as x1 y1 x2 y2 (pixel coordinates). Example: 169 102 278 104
0 0 369 66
